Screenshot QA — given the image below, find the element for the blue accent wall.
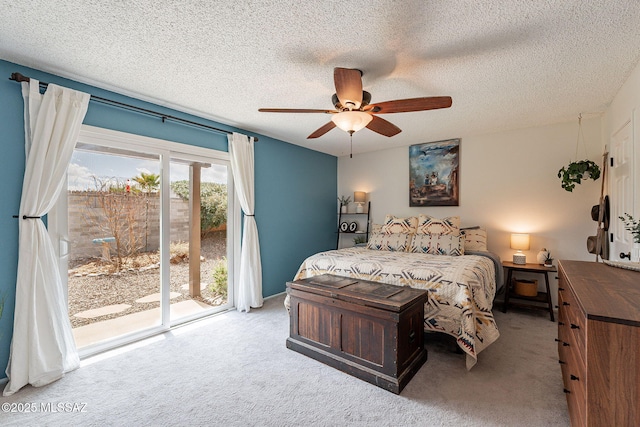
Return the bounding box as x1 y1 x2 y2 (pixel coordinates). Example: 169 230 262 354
0 59 337 380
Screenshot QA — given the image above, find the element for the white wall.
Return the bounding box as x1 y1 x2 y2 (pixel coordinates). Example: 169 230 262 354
339 117 603 263
338 117 603 303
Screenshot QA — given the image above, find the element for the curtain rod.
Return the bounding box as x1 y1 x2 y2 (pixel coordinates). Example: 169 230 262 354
9 72 258 141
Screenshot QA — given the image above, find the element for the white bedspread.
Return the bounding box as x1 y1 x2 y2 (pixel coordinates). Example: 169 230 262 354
288 247 500 369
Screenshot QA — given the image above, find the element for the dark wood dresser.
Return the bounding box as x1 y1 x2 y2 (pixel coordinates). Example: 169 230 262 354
286 274 428 394
557 260 640 426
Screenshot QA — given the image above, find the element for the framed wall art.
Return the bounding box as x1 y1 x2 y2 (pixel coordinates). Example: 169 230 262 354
409 138 460 207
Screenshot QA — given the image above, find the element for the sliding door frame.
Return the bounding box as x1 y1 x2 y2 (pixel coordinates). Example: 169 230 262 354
50 124 240 358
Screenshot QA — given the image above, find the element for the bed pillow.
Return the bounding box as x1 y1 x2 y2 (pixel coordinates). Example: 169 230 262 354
370 223 383 234
381 215 418 234
461 228 488 252
366 232 413 252
409 234 465 256
416 214 460 235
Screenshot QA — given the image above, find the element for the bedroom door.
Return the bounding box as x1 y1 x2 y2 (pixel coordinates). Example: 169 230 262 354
609 116 635 260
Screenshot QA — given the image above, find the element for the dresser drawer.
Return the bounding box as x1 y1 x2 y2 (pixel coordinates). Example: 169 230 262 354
559 330 586 427
557 325 585 387
558 283 585 363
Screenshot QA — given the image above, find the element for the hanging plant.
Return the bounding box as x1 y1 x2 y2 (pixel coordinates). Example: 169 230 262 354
557 160 601 192
558 114 601 192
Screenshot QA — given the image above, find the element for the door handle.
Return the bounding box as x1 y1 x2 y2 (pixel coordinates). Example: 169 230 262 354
60 236 70 258
620 252 631 260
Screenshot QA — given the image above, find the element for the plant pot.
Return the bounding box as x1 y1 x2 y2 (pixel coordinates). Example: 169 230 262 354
341 205 347 214
558 159 601 192
537 249 549 265
633 243 640 263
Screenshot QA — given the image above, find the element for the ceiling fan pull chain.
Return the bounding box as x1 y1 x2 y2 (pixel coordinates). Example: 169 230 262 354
350 132 353 158
347 129 357 158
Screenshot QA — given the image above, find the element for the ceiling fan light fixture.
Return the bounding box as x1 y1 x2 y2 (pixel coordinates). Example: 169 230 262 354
331 111 372 133
259 68 452 140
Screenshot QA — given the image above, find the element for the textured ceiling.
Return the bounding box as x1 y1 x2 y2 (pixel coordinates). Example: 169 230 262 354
1 1 640 157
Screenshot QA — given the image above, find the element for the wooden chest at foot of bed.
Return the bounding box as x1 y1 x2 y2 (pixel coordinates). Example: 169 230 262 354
286 274 428 394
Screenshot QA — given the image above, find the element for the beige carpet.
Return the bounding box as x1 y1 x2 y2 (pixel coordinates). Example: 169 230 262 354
0 294 569 426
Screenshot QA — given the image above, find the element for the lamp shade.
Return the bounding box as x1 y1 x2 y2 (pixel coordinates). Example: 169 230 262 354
354 191 366 204
331 111 373 133
510 233 530 251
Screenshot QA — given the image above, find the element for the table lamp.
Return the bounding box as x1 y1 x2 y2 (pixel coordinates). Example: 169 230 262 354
354 191 366 213
510 233 530 265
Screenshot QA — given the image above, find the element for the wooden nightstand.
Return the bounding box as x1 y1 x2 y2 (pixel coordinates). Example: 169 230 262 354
501 261 556 321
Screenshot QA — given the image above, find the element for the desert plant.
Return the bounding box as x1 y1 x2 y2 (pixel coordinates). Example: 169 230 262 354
209 257 228 297
619 213 640 243
557 160 601 192
133 172 160 193
169 241 190 264
82 176 147 271
133 172 160 250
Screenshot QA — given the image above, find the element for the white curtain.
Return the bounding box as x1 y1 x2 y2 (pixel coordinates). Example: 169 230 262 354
4 80 90 396
228 132 263 312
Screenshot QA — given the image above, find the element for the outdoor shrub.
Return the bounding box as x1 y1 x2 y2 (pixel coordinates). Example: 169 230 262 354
209 258 228 297
171 181 228 234
169 241 190 263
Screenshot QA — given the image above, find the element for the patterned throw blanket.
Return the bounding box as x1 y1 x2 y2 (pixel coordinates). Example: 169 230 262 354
289 247 500 369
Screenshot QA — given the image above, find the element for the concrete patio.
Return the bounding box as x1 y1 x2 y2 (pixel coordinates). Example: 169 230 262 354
73 299 215 348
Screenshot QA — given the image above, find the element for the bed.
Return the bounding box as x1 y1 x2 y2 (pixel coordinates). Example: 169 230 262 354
286 215 503 370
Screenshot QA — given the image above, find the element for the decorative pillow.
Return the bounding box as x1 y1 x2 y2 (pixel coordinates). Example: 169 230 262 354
461 228 488 252
381 215 418 234
366 232 413 252
370 223 383 234
416 214 460 235
409 234 465 256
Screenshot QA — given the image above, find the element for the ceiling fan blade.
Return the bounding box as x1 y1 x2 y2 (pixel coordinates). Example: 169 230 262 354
307 121 337 139
334 68 363 110
259 108 335 113
367 96 452 114
366 116 402 137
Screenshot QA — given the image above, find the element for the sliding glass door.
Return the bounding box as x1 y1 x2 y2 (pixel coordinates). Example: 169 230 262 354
50 126 236 357
65 145 163 349
168 158 231 324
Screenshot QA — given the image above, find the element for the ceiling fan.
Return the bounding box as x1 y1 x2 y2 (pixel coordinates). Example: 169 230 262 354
259 67 452 139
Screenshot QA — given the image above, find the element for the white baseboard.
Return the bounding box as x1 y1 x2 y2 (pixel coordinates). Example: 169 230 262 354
264 291 286 300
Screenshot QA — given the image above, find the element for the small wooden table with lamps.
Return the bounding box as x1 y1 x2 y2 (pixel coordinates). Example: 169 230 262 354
501 261 557 321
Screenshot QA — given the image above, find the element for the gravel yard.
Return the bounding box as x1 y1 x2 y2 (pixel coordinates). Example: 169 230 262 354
68 231 227 328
